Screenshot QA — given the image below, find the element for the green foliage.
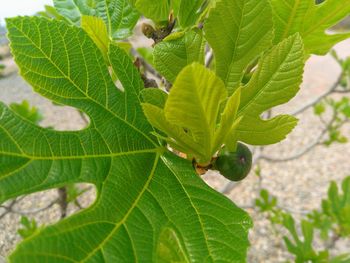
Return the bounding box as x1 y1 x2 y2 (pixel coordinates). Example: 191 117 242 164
130 0 173 22
53 0 139 39
141 88 168 109
282 215 330 263
314 97 350 146
2 0 350 261
154 30 205 83
143 63 241 164
270 0 350 55
17 216 40 239
331 50 350 91
319 177 350 237
0 63 5 77
255 189 278 213
37 5 68 21
9 100 43 125
256 177 350 263
255 189 285 225
204 0 273 93
146 4 306 161
81 15 109 61
129 0 210 27
136 47 154 67
2 16 252 262
283 215 350 263
236 35 304 146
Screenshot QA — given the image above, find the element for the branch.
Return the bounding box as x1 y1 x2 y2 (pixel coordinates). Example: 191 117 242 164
130 48 162 79
291 74 342 116
259 110 337 163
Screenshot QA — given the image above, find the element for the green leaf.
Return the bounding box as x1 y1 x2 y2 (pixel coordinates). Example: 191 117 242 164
133 0 171 22
301 220 314 248
143 63 243 164
10 100 43 125
213 88 242 152
131 0 209 27
236 34 305 145
37 5 69 21
141 88 168 108
204 0 273 93
81 15 109 61
54 0 140 39
156 227 189 262
136 47 154 67
271 0 350 55
18 216 40 239
53 0 95 24
154 30 205 83
163 63 227 163
3 16 252 262
331 254 350 263
177 0 205 28
142 103 203 156
314 102 326 116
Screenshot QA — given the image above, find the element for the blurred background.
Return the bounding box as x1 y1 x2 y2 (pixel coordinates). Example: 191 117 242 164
1 1 350 262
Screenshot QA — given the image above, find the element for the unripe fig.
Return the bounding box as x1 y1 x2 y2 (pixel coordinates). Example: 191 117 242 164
213 143 252 181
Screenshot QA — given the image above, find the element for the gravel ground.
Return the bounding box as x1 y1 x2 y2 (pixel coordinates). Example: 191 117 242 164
1 37 350 262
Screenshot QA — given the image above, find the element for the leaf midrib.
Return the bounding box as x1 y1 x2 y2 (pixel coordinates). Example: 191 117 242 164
9 20 157 148
80 153 161 262
237 39 298 117
0 148 162 161
303 3 349 37
281 0 301 40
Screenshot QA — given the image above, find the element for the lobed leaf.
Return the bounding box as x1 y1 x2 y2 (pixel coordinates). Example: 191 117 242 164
131 0 171 22
154 30 205 83
271 0 350 55
236 34 305 145
204 0 273 93
54 0 139 40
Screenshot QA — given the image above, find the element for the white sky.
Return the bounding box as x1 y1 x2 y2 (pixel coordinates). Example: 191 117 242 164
0 0 52 25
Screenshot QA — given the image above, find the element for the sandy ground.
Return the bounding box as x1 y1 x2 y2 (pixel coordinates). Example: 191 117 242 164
1 37 350 262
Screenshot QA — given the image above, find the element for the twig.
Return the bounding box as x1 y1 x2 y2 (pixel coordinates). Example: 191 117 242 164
130 48 162 79
0 199 18 220
78 111 89 125
8 200 57 215
291 74 342 116
276 205 309 215
326 234 341 250
57 187 68 219
259 140 323 163
259 111 336 163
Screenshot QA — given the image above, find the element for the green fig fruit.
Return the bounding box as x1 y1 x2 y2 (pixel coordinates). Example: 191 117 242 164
213 143 252 181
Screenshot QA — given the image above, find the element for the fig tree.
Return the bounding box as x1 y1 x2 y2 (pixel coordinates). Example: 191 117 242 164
213 143 252 181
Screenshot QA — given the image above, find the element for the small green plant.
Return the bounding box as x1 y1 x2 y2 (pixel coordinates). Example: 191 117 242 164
310 177 350 238
9 100 43 124
17 216 40 239
0 63 5 78
256 177 350 262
